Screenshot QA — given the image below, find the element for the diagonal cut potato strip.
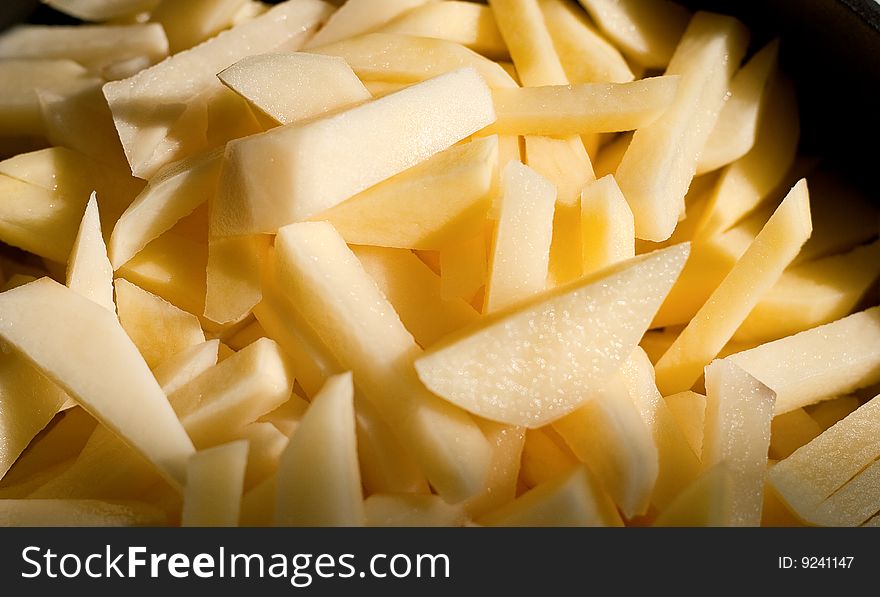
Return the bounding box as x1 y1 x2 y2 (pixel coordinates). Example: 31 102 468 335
181 440 249 527
304 0 430 48
66 193 114 312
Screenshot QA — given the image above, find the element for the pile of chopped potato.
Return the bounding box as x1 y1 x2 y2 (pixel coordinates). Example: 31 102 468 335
0 0 878 528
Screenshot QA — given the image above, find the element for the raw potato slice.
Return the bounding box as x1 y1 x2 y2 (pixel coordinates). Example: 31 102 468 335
488 0 569 86
580 174 635 275
150 0 248 53
539 0 633 84
520 428 578 488
769 409 822 461
67 193 114 312
664 391 706 456
235 422 288 489
727 307 880 415
478 465 623 527
317 136 498 250
378 1 508 59
769 394 880 519
181 440 249 527
416 243 689 427
808 459 880 527
0 278 194 487
103 0 332 179
274 221 491 502
218 53 371 125
44 0 160 21
462 419 525 518
365 494 467 527
259 394 308 437
0 499 165 527
616 12 748 242
487 77 678 136
702 359 775 526
205 234 271 324
109 149 223 270
440 233 487 303
653 464 733 527
654 179 812 396
697 40 779 175
484 161 556 313
115 278 206 370
576 0 690 68
352 245 479 348
275 373 364 527
212 67 495 236
152 340 219 396
310 33 517 88
304 0 430 48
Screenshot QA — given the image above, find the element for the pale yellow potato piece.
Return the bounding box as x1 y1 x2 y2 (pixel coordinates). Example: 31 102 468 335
115 278 206 370
0 499 165 527
655 180 812 395
352 245 479 348
539 0 633 84
239 474 274 526
694 74 799 239
152 340 219 397
150 0 247 53
653 464 733 527
274 221 491 502
808 395 861 431
576 0 690 68
580 174 635 276
305 0 430 48
727 307 880 415
478 465 623 527
181 440 248 527
416 244 689 427
808 459 880 527
259 394 309 437
235 421 287 490
462 419 525 518
275 372 364 526
205 234 271 324
664 391 706 457
769 409 822 461
110 149 223 270
0 278 194 487
769 394 880 518
379 1 508 60
734 240 880 343
67 193 114 312
103 0 332 178
488 0 568 86
440 233 487 303
553 371 657 518
226 319 267 351
317 136 498 250
212 67 495 236
45 0 159 21
616 12 748 241
365 493 467 527
519 428 577 488
487 77 678 136
697 39 779 175
310 33 517 88
218 52 371 125
484 161 556 313
593 131 630 178
702 359 775 526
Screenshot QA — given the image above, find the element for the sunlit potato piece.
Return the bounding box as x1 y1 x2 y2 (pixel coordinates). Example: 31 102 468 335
103 0 332 179
702 359 775 526
616 12 748 241
663 391 706 456
305 0 430 48
66 193 114 312
519 428 578 488
0 499 165 527
415 244 689 427
0 278 194 487
726 307 880 415
576 0 690 68
316 136 498 251
768 409 822 461
109 149 222 270
309 33 517 88
179 440 248 527
352 245 479 348
275 221 491 502
484 161 556 313
365 493 467 527
734 240 880 343
378 1 509 60
478 465 623 527
205 234 271 324
580 174 635 276
769 394 880 521
275 372 364 527
218 52 371 125
539 0 633 84
150 0 248 54
653 464 732 527
152 340 219 397
655 179 812 396
212 67 495 237
486 77 678 136
44 0 159 21
440 233 488 303
697 40 779 175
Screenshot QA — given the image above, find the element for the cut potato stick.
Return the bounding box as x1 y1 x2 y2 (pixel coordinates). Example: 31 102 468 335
205 234 271 324
769 409 822 461
150 0 247 54
66 193 114 312
653 464 732 527
487 77 678 136
808 396 861 431
440 233 488 303
580 174 635 276
616 12 748 241
727 307 880 415
488 0 569 86
305 0 430 48
808 459 880 527
151 340 220 397
45 0 159 21
0 499 166 527
181 440 249 527
365 493 467 527
519 428 578 488
664 391 706 456
461 419 525 519
654 179 811 396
